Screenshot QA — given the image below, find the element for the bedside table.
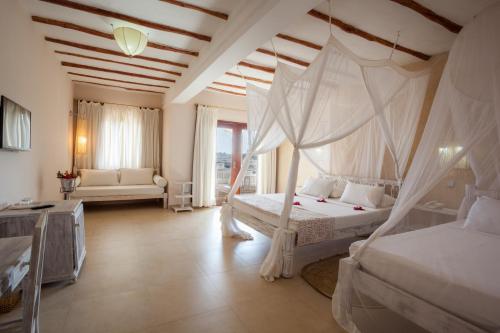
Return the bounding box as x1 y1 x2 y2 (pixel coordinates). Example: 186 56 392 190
408 204 458 230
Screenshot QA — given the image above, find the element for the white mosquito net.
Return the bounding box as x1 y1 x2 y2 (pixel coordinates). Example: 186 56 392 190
221 34 431 281
332 2 500 332
220 83 286 239
303 65 428 180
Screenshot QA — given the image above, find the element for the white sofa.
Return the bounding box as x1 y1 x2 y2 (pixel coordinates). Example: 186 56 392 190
69 168 168 208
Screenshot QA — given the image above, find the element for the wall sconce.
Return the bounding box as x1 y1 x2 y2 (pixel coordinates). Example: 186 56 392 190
439 146 469 169
77 136 87 154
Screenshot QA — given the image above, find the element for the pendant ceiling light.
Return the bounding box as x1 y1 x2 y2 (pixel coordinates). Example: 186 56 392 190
113 27 148 56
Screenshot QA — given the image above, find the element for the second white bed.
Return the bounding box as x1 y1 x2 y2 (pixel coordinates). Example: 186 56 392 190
350 221 500 331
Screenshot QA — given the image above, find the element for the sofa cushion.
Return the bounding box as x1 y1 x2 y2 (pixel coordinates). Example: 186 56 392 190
72 185 164 197
79 169 119 186
153 175 168 187
120 168 154 185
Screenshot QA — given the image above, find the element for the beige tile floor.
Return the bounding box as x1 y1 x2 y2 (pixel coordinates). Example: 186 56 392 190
39 203 345 333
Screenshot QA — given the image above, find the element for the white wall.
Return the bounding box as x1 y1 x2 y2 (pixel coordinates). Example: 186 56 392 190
0 1 73 203
73 83 164 108
162 90 247 204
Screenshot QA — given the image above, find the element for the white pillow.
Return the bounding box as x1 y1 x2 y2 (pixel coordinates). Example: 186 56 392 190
330 177 348 198
120 168 154 185
153 175 168 188
79 169 119 186
74 176 81 187
463 196 500 235
299 177 334 198
340 181 385 208
380 194 396 208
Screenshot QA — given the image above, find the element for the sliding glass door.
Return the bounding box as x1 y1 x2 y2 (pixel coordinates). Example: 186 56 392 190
216 121 257 204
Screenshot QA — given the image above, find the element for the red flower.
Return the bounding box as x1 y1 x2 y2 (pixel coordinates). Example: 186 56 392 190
293 201 301 206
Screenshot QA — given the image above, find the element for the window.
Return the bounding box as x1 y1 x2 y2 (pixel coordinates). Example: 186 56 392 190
216 121 257 203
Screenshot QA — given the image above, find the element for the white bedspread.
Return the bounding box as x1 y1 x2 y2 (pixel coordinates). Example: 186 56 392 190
233 193 391 246
351 221 500 331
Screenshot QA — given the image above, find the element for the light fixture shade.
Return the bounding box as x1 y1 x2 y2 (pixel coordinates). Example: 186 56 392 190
113 27 148 56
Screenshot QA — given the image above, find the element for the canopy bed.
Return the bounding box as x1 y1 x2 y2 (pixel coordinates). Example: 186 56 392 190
220 17 432 281
333 3 500 332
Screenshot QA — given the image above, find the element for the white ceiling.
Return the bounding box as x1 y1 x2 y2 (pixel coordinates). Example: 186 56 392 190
21 0 498 97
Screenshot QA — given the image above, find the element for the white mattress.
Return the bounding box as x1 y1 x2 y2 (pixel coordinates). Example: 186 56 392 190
72 185 164 197
351 221 500 331
233 193 391 246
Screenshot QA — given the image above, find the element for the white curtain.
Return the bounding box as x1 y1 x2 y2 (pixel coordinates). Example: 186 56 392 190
258 36 430 281
220 84 285 239
301 62 429 181
75 101 160 171
333 3 500 331
192 105 217 207
302 118 386 179
257 149 277 194
74 101 103 169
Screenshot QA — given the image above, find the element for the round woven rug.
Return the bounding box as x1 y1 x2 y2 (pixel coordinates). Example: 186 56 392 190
301 253 349 299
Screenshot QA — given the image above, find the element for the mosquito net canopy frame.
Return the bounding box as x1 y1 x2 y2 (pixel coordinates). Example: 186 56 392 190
332 3 500 332
221 34 431 281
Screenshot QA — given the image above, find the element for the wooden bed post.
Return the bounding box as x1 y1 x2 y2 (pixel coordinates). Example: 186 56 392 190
281 229 296 278
163 193 168 209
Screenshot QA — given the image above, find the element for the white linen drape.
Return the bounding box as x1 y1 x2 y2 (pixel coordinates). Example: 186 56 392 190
257 149 277 194
302 62 429 180
192 105 217 207
74 101 103 169
333 3 500 331
258 36 430 281
74 101 160 171
220 35 430 281
220 84 285 239
302 118 386 179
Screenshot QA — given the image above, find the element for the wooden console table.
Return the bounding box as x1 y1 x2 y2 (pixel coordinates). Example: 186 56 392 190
0 200 86 283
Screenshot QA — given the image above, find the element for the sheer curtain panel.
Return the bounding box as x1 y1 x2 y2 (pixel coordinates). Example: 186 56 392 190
74 100 103 169
74 101 160 171
333 3 500 331
192 105 217 207
257 149 277 194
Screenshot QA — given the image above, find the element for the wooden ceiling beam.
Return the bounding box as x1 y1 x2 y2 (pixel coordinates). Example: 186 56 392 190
68 72 170 89
225 72 272 85
40 0 212 41
390 0 461 33
238 61 275 74
61 61 176 83
159 0 228 20
33 16 198 57
256 48 309 67
207 86 246 96
308 9 431 61
73 80 164 94
276 33 322 51
213 81 246 90
55 50 181 76
45 37 189 68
